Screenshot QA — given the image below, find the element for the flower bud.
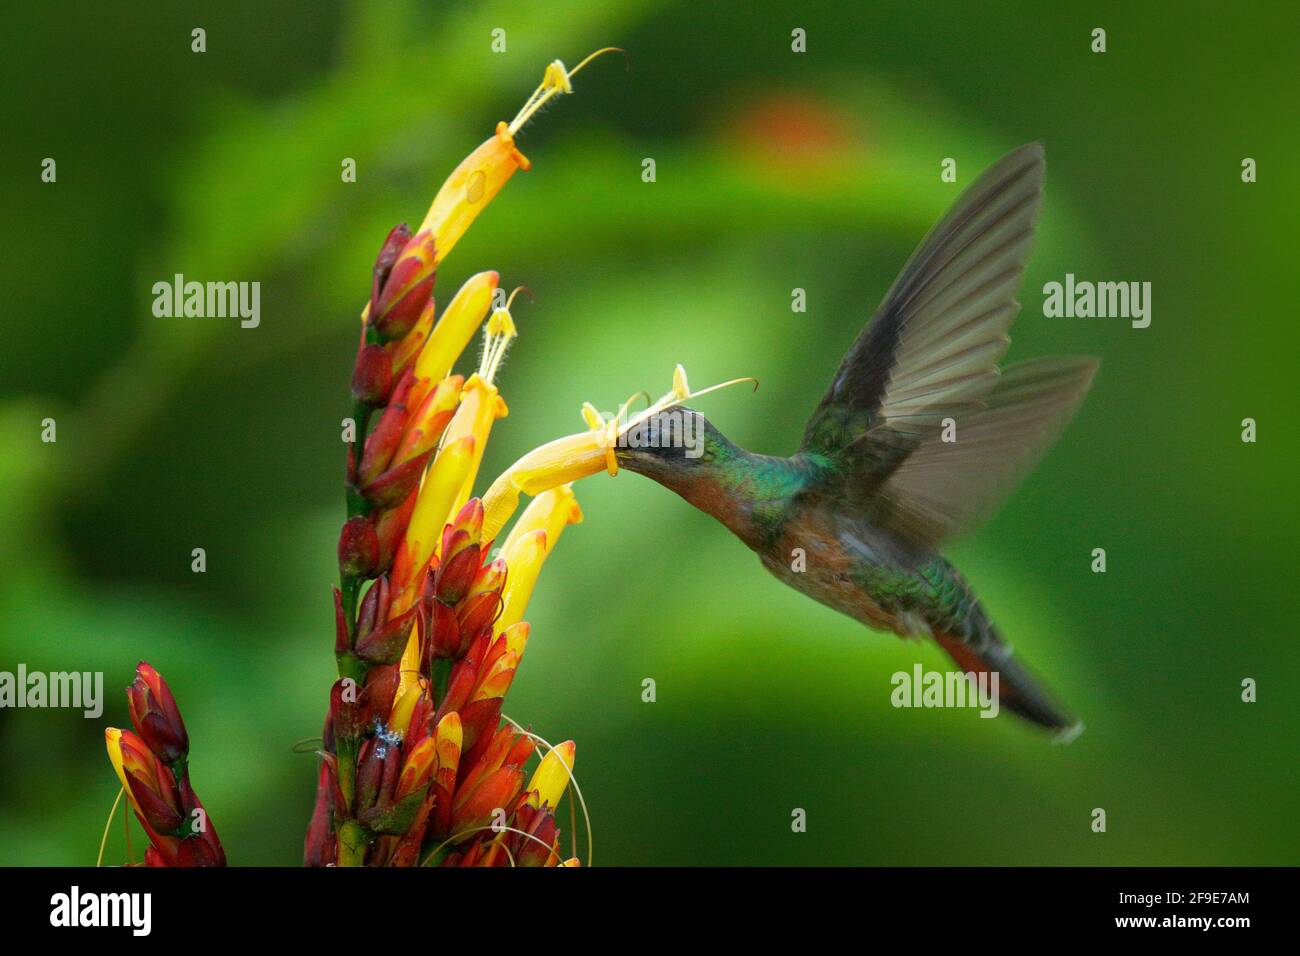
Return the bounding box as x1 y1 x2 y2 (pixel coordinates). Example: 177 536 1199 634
330 677 364 741
525 740 576 810
337 516 380 580
351 343 393 407
360 450 434 510
126 662 189 764
357 369 416 485
369 223 413 319
455 591 502 640
177 833 224 867
355 738 385 813
355 604 419 665
428 713 463 839
355 576 389 642
391 375 463 468
358 663 401 728
435 534 480 606
372 231 437 341
395 736 438 801
457 697 504 760
512 803 560 867
374 499 417 576
421 599 464 664
449 766 524 841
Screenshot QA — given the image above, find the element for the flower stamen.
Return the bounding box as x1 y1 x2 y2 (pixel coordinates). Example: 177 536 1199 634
478 286 529 384
507 47 625 136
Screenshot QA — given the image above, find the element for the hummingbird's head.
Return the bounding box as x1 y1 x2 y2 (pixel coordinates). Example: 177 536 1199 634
595 366 760 543
614 404 768 548
614 406 720 482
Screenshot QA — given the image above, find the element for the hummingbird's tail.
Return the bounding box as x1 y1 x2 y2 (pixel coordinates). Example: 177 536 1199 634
933 620 1082 741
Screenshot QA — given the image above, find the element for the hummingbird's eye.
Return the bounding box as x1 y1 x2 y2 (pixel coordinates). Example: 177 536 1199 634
620 409 704 461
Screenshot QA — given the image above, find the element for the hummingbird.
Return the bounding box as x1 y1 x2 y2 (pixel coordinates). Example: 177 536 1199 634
616 144 1095 736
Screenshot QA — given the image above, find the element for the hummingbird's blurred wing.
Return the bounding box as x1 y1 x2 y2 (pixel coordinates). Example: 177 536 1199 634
799 143 1100 550
801 143 1044 465
865 356 1097 549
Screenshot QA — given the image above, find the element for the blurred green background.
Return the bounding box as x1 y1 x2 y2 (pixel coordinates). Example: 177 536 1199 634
1 0 1295 866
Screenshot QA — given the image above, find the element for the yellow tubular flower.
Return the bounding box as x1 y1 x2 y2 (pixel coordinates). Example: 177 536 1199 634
491 487 583 635
481 434 608 542
417 123 531 266
412 270 499 390
388 684 423 738
395 650 422 711
442 375 509 520
403 435 477 582
525 740 576 810
415 48 622 263
394 436 478 695
496 529 549 636
394 300 521 695
500 484 583 556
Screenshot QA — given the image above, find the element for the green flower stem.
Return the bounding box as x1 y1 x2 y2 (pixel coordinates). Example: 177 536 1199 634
333 335 385 867
336 651 366 687
335 734 359 807
338 819 368 868
341 574 362 643
346 399 374 498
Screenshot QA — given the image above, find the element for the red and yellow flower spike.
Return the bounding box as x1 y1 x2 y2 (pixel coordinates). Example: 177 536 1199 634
103 663 225 867
300 53 622 868
102 50 619 871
